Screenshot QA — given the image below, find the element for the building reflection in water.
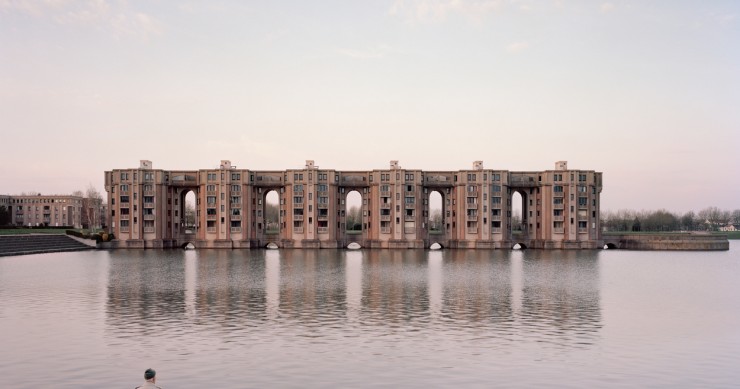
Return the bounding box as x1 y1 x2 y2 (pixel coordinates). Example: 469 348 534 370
105 249 188 339
519 250 602 346
106 249 601 347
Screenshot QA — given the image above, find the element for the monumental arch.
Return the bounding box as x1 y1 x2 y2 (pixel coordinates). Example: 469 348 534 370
104 160 603 249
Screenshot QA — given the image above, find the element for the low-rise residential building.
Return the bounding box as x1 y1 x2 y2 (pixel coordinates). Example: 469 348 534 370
1 194 83 228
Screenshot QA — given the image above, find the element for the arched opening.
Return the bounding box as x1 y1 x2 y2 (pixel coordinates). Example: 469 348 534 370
512 243 527 250
181 190 197 235
266 242 279 249
428 191 443 235
264 190 280 235
345 190 363 234
604 243 618 250
347 242 362 250
429 242 443 250
182 242 195 250
511 191 525 237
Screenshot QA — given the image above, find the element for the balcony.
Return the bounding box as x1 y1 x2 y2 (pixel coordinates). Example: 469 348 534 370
120 214 130 220
467 215 478 221
206 214 217 220
318 227 329 234
207 227 216 233
492 228 502 233
578 227 588 233
120 202 130 209
144 190 155 197
381 191 391 197
381 202 391 209
467 228 478 234
144 214 155 220
231 215 242 220
144 227 155 233
553 203 564 209
467 202 478 209
381 227 391 234
404 228 415 234
293 215 304 221
491 215 501 221
120 227 130 232
293 227 303 233
318 203 328 209
231 227 242 233
207 191 217 196
380 215 391 222
143 202 154 208
466 190 479 197
553 215 564 222
405 214 415 221
318 214 328 220
579 204 588 209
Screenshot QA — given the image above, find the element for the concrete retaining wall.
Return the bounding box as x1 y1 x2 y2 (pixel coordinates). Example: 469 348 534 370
603 233 729 251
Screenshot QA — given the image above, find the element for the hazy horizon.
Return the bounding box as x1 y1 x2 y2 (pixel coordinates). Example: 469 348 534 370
1 1 738 213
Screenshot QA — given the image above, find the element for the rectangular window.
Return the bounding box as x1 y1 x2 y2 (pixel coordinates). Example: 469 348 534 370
491 197 501 204
579 197 588 206
554 197 564 205
554 185 563 193
293 196 303 204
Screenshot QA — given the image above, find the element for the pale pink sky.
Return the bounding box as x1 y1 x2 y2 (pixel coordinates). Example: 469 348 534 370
1 1 738 213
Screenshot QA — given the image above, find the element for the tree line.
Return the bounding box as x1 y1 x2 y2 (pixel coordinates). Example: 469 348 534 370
601 207 740 232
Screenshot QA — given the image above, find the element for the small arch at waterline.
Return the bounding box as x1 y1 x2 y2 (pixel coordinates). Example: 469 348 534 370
429 243 443 250
512 243 528 250
182 242 196 250
347 242 362 250
266 242 279 249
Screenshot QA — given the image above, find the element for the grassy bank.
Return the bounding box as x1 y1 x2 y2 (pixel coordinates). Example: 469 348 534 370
603 231 739 240
0 228 71 235
722 231 740 240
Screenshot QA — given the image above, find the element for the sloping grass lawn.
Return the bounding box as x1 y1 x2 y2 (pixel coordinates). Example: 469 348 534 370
0 228 69 235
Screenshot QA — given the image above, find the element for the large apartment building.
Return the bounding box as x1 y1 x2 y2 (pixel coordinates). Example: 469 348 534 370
1 194 83 228
104 160 603 249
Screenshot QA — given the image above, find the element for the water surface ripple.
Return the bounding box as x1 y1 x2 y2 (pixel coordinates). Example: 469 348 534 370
1 244 738 388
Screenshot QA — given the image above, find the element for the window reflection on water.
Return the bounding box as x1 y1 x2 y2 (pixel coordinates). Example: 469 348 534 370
105 249 601 348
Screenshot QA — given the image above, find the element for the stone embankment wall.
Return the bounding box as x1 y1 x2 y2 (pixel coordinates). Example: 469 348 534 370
603 233 729 251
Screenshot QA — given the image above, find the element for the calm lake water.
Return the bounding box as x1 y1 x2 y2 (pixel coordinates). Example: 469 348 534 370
1 243 739 388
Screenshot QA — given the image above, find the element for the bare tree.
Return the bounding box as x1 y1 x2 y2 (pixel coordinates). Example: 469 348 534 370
429 209 443 232
698 207 725 231
184 201 196 228
732 209 740 226
346 206 362 231
82 184 103 232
